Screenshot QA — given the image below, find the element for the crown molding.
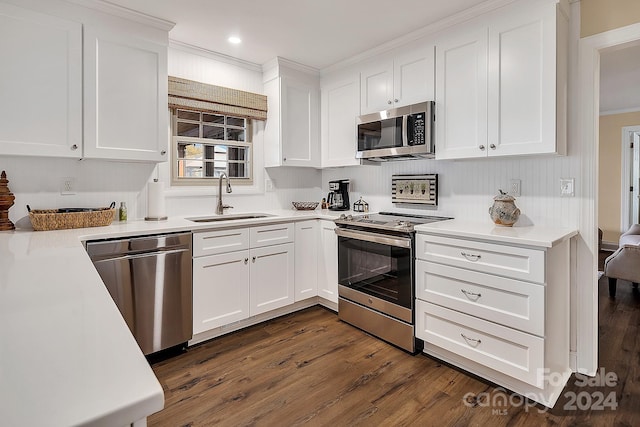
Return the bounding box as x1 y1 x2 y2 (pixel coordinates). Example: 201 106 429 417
321 0 516 74
169 40 263 73
599 107 640 116
65 0 175 31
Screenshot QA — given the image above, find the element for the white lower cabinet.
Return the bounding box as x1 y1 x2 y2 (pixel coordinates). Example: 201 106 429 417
193 223 295 335
294 221 319 301
193 250 250 334
416 300 544 387
318 220 338 304
192 219 339 338
415 231 571 407
250 243 295 316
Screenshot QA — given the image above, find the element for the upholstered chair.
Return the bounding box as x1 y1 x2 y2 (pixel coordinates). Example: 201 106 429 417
603 224 640 297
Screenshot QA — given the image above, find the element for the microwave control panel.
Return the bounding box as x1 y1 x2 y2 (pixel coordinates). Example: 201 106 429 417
410 113 425 146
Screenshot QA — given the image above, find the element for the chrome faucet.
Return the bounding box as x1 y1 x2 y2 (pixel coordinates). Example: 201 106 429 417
216 172 233 214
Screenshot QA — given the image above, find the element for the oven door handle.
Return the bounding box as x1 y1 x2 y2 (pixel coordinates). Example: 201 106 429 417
335 228 411 248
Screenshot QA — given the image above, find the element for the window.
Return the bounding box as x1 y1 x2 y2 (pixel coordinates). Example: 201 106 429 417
172 109 252 185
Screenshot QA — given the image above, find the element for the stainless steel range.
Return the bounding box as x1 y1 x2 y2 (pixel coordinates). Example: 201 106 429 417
335 212 452 353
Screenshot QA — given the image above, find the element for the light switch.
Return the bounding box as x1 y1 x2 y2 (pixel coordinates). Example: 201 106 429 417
560 178 575 197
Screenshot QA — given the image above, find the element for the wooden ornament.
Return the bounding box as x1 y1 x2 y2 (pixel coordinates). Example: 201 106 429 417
0 171 16 231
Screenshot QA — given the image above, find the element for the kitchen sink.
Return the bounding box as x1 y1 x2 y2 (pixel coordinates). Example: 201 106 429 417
187 213 274 223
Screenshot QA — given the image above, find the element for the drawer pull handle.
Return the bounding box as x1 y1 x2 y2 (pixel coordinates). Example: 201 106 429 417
461 333 482 346
461 289 482 300
461 251 481 261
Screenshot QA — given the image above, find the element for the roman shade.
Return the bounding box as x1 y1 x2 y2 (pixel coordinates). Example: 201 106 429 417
168 76 267 121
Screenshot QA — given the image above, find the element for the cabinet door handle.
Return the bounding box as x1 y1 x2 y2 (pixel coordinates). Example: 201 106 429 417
71 144 78 151
244 258 249 264
387 100 392 105
461 251 481 262
489 144 496 150
252 256 256 263
394 98 398 103
479 145 485 150
161 150 167 155
461 289 482 299
461 333 482 346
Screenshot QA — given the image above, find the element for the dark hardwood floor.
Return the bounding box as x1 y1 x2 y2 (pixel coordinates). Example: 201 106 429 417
149 275 640 426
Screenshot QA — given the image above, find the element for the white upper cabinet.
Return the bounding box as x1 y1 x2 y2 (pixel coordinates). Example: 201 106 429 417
360 42 435 114
320 71 360 167
83 25 169 162
434 24 488 159
0 3 82 158
0 1 171 162
435 0 568 160
263 58 320 168
360 58 393 114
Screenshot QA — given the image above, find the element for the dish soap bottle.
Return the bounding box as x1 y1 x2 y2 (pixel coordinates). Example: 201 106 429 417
119 202 128 221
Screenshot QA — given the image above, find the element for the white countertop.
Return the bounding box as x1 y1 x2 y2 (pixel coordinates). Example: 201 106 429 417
0 209 342 426
415 218 578 248
0 209 576 425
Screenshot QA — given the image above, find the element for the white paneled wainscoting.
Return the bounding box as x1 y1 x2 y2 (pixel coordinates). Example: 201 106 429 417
323 154 581 229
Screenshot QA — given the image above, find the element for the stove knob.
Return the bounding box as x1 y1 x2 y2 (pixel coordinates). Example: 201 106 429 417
347 215 353 220
398 220 411 227
339 214 347 220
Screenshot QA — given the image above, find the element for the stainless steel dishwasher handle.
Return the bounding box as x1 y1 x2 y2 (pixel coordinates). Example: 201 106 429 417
91 247 190 263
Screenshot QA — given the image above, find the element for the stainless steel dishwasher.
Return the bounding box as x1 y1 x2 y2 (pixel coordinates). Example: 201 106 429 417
86 232 192 355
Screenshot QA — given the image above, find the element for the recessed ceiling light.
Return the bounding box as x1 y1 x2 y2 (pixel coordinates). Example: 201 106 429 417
228 36 242 44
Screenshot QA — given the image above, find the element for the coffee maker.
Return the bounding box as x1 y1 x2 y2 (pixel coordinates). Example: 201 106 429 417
327 179 350 211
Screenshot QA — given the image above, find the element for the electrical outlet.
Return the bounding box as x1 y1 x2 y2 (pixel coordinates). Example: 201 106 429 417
560 178 575 197
60 177 76 195
509 179 521 197
265 179 274 192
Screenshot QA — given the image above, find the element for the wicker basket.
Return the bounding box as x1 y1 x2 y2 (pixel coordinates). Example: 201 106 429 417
29 208 116 231
292 201 319 210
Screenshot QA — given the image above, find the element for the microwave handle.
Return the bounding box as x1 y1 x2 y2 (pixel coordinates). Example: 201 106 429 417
402 114 409 147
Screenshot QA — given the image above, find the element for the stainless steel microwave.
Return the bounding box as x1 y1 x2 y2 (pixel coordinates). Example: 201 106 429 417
356 101 434 161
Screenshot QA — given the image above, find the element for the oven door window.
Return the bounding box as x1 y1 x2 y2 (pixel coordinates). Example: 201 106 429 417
357 117 403 151
337 236 412 309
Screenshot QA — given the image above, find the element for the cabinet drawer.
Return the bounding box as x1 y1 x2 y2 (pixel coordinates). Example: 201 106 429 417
416 261 544 336
193 228 249 257
416 300 544 388
250 223 294 248
416 234 545 283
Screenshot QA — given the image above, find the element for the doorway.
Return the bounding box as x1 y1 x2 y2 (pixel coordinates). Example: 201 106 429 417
579 22 640 375
622 126 640 230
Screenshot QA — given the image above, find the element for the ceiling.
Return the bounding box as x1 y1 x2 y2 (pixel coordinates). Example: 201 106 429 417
106 0 640 114
105 0 489 69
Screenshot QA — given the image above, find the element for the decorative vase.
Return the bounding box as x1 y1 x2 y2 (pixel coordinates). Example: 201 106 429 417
0 171 16 231
489 190 520 227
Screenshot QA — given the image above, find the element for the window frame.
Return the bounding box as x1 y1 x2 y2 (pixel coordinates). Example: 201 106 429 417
170 108 253 186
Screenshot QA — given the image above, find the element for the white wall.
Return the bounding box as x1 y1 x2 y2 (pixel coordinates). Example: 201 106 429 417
163 43 323 218
1 157 155 227
323 154 580 228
